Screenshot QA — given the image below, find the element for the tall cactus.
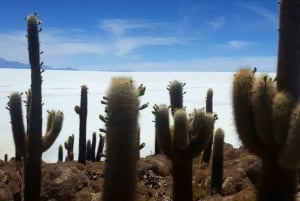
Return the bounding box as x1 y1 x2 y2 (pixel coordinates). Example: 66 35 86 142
232 69 300 200
101 77 147 201
232 1 300 200
153 105 215 201
202 88 214 165
210 128 224 195
7 14 63 201
75 85 88 165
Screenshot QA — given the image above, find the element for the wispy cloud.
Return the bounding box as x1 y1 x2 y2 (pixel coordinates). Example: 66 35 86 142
209 17 225 30
99 19 165 36
227 40 253 49
241 4 277 26
115 36 186 55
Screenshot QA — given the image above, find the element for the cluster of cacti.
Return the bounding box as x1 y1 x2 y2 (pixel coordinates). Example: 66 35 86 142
210 128 224 195
7 13 64 201
75 85 88 165
86 132 96 161
100 77 147 201
153 80 217 201
64 134 74 161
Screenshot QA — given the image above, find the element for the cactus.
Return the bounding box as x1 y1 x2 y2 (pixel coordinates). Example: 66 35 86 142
232 69 300 200
95 134 105 161
7 14 63 201
153 104 215 201
201 88 214 166
64 134 74 161
155 80 186 155
167 80 186 115
58 144 63 162
210 128 224 195
75 85 88 165
86 139 92 161
101 77 147 201
4 154 8 162
91 132 96 161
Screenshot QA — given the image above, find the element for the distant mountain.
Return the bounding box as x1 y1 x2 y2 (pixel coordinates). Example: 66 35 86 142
0 58 78 71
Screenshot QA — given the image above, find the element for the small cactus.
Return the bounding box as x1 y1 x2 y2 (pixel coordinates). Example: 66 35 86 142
153 104 215 201
210 128 224 195
58 144 63 162
75 85 88 165
201 88 214 166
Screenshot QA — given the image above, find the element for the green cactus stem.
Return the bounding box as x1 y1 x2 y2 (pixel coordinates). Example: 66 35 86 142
58 144 63 162
202 88 214 166
91 132 96 161
153 104 215 201
167 80 186 116
86 139 92 161
6 14 64 201
102 77 145 201
210 128 224 195
232 69 300 201
95 134 105 161
75 85 88 165
64 134 74 161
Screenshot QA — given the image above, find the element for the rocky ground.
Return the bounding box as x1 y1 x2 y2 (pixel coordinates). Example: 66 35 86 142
0 143 299 201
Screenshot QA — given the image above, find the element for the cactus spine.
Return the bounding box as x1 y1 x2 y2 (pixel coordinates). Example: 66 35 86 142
75 85 88 165
101 77 146 201
210 128 224 195
7 14 63 201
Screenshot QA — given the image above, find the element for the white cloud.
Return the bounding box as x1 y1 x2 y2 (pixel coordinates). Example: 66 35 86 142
241 4 277 26
227 40 253 49
99 19 165 36
115 36 186 55
209 17 225 30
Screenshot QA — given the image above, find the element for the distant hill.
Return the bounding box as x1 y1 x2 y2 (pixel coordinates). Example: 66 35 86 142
0 58 78 71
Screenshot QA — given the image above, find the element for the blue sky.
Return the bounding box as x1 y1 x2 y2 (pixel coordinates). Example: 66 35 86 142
0 0 278 71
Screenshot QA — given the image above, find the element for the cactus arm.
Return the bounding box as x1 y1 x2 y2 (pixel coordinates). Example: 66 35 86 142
232 69 268 158
153 104 173 158
251 75 277 147
189 110 215 158
173 109 189 151
42 110 63 152
168 80 185 115
96 134 105 161
272 92 294 146
8 92 26 157
201 88 214 165
278 103 300 169
172 107 193 201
